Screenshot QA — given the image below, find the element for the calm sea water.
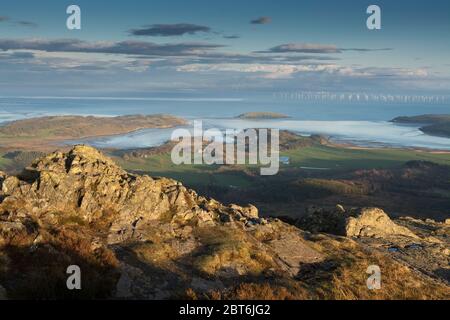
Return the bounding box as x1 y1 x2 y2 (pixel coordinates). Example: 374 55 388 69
0 96 449 150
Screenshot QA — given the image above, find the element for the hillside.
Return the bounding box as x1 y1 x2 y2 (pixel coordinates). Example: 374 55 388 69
0 146 448 299
392 114 450 138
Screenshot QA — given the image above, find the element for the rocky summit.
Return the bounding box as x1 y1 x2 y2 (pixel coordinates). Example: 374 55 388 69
1 145 226 243
0 146 448 299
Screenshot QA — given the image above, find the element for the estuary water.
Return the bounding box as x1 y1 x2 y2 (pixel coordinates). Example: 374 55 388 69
0 96 449 150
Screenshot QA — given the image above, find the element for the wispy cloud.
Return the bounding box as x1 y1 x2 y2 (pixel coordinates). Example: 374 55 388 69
0 51 35 60
0 15 37 27
264 43 340 54
0 38 341 67
177 63 339 78
223 34 240 39
177 62 430 80
341 48 393 52
250 16 272 25
176 62 369 79
15 21 38 28
260 43 393 54
0 38 224 56
130 23 211 37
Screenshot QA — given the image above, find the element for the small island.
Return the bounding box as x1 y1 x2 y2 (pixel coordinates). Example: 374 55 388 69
391 114 450 138
236 112 290 120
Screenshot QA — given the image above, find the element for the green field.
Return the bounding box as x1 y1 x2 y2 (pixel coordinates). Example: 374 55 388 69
283 145 450 170
113 144 450 188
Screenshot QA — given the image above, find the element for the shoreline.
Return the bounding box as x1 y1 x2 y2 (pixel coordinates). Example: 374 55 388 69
326 138 450 154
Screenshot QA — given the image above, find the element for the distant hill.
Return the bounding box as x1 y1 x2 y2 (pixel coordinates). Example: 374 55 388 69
391 114 450 138
236 112 290 119
0 114 186 138
0 114 186 150
392 114 450 124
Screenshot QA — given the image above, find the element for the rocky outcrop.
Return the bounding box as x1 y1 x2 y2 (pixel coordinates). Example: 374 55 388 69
297 205 450 284
2 145 189 222
0 145 264 244
298 205 417 239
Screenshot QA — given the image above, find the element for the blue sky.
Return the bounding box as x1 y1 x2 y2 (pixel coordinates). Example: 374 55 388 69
0 0 449 97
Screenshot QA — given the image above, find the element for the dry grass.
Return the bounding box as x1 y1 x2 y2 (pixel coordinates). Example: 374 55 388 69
193 225 275 276
0 224 120 299
183 230 449 300
133 241 180 266
212 282 310 300
1 213 447 300
301 235 450 300
184 281 310 300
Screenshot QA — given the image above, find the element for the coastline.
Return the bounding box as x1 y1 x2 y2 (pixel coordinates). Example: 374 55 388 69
0 114 450 154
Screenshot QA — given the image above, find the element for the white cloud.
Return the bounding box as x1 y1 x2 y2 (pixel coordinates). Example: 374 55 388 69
176 63 367 79
177 63 431 80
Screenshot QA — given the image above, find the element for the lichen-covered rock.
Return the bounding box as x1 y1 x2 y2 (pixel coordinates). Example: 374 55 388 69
228 203 259 219
298 206 417 239
345 208 418 238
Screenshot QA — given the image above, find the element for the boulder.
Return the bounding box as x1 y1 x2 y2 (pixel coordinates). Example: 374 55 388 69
345 208 417 238
228 204 259 219
298 206 417 239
